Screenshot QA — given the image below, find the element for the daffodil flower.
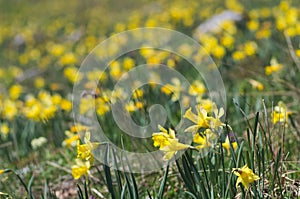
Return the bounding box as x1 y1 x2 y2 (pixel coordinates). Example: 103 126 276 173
272 101 292 124
71 159 91 180
233 164 260 190
77 132 100 165
183 107 210 133
193 129 217 150
152 125 190 160
207 107 225 129
222 135 237 155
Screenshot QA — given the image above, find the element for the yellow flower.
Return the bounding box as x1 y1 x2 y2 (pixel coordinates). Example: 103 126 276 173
34 77 45 88
152 125 190 160
72 159 90 180
193 129 216 150
64 66 82 83
183 107 210 133
265 57 283 75
248 79 264 91
0 169 5 175
152 125 176 149
244 41 257 56
233 164 260 190
207 108 225 129
63 131 79 147
123 57 135 71
247 20 259 31
222 136 237 155
188 80 206 97
9 84 22 100
60 53 77 65
161 78 182 102
3 100 18 120
60 99 72 112
77 132 100 164
232 51 245 61
160 139 190 160
272 101 292 124
0 123 9 136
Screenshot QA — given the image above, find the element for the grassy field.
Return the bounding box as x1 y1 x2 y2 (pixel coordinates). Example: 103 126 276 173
0 0 300 198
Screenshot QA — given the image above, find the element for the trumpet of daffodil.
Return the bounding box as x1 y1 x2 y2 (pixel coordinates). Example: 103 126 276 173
233 164 260 190
72 159 90 180
77 132 100 165
152 125 190 160
222 135 237 155
183 107 210 133
193 129 217 150
272 101 292 124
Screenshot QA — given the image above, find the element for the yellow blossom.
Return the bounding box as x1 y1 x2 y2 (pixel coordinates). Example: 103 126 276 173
233 164 260 190
193 129 217 150
188 80 206 97
72 159 90 180
0 123 9 137
232 51 245 61
63 131 79 147
77 132 100 164
183 106 210 132
9 84 22 100
248 79 264 91
34 77 45 88
60 99 72 111
265 58 283 75
272 101 292 124
244 41 257 56
152 125 190 160
60 53 77 65
222 136 237 155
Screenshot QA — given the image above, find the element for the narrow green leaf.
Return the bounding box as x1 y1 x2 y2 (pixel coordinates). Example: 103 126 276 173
157 164 169 199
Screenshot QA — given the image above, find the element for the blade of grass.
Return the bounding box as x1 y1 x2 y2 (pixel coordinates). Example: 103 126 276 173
157 163 169 199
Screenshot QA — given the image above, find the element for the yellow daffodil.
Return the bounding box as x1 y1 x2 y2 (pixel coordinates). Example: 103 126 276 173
193 129 216 150
272 101 292 124
188 80 206 97
222 136 237 155
265 57 283 75
72 159 90 180
233 164 260 190
77 132 100 164
160 139 190 160
184 107 210 133
152 125 190 160
248 79 264 91
62 131 79 147
207 107 225 129
9 84 22 100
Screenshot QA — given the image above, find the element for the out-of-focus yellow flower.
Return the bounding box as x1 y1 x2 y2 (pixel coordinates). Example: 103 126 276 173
193 129 216 150
232 51 245 61
212 45 226 59
0 123 9 137
221 35 235 49
50 44 65 56
272 101 292 124
60 53 77 65
256 26 271 39
51 94 62 105
233 164 260 190
123 57 135 71
184 107 210 133
132 89 143 99
72 159 90 180
296 49 300 57
70 124 89 133
160 139 190 160
222 135 237 155
34 77 45 88
60 99 72 112
196 99 216 113
244 41 257 56
64 66 82 83
63 131 79 147
110 61 122 80
188 80 206 97
3 100 18 120
161 78 182 101
225 0 244 12
265 58 283 75
247 20 259 31
9 84 22 100
248 79 264 91
125 101 136 112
